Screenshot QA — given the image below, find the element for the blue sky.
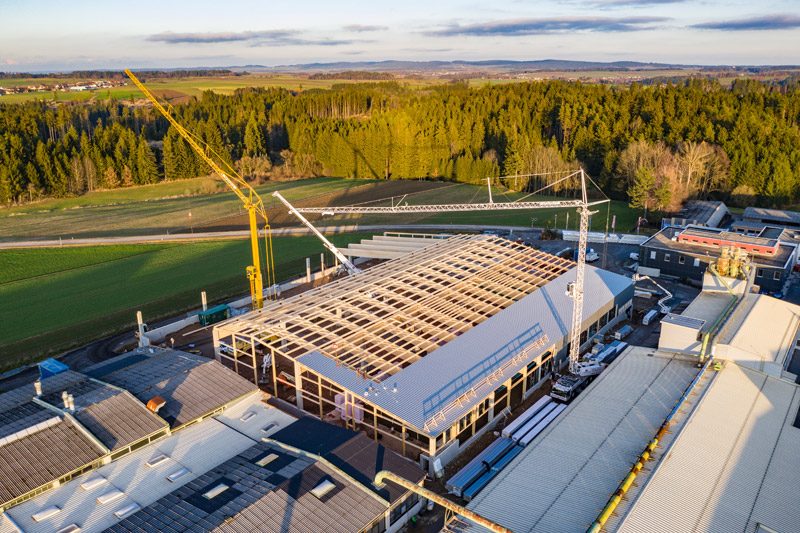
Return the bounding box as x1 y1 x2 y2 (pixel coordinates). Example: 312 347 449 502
2 0 799 71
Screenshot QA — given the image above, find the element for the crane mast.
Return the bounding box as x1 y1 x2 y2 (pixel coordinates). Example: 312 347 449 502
125 69 274 309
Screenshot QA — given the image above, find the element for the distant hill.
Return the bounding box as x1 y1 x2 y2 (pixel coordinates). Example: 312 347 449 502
229 59 694 74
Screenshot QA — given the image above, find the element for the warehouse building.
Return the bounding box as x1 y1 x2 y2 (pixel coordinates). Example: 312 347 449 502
0 349 425 533
661 200 729 229
638 225 798 293
742 206 800 230
214 235 634 471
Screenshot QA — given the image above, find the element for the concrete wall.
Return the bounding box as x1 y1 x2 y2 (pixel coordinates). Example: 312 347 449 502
659 322 702 355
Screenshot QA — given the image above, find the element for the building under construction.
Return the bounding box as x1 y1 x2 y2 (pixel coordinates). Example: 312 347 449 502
214 235 634 470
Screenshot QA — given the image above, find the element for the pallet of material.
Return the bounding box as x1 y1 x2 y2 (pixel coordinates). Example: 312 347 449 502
445 437 517 497
501 396 551 438
462 445 524 502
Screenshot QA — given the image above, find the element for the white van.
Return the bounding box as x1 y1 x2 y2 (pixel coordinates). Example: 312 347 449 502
642 309 659 326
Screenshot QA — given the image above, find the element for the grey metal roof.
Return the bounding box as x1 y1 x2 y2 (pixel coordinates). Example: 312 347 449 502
616 362 800 533
0 370 85 413
5 417 258 533
299 265 632 433
105 441 387 533
269 417 426 504
464 347 700 533
0 414 106 505
38 378 168 451
0 513 21 533
94 350 257 428
744 206 800 225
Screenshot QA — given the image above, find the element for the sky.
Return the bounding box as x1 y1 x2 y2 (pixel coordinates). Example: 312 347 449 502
1 0 799 72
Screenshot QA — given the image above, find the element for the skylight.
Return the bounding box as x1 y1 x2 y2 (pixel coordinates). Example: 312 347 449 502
114 502 141 519
255 453 279 467
145 454 169 468
203 483 230 499
97 489 124 504
311 479 336 499
80 476 107 491
32 506 61 522
167 467 190 482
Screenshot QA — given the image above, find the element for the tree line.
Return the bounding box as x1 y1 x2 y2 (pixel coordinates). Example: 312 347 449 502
1 77 799 211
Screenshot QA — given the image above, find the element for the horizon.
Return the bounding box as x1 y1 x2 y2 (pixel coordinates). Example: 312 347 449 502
2 0 799 72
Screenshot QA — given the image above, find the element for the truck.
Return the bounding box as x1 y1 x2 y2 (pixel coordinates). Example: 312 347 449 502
573 247 599 263
550 361 604 402
642 309 659 326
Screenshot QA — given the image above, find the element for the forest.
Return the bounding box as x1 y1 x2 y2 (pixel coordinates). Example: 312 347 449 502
1 77 799 211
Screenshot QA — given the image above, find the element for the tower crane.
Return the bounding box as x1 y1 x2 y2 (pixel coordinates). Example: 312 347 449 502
125 69 275 310
294 169 606 378
271 191 360 275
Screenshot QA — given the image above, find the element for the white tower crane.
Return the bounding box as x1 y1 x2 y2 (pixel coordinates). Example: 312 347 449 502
294 169 606 376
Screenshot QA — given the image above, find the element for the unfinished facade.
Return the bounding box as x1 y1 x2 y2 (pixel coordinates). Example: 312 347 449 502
214 235 633 470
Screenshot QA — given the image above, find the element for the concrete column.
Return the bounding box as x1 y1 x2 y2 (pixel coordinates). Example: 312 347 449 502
320 253 325 271
201 291 208 311
137 311 149 347
294 360 304 410
306 257 311 283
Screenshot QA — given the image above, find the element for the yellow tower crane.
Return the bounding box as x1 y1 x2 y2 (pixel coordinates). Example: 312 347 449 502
125 69 274 309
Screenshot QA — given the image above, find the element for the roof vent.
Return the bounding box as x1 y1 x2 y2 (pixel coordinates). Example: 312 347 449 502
311 479 336 499
34 379 42 396
32 506 61 522
147 396 166 413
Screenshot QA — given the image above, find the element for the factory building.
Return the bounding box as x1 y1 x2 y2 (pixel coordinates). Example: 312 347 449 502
0 348 425 533
638 225 798 293
214 235 634 472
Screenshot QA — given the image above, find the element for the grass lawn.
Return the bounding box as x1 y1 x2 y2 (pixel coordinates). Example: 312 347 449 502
318 182 643 233
0 177 378 241
0 233 373 370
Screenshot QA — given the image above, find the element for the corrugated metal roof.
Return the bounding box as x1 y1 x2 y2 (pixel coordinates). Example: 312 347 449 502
464 347 699 533
38 378 168 451
616 362 800 533
716 294 800 371
94 350 258 428
744 206 800 225
0 414 106 505
106 442 387 533
5 419 258 533
0 513 21 533
213 391 296 441
0 370 85 413
299 265 632 433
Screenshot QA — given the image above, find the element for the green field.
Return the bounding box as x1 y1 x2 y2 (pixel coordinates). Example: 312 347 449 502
0 233 372 370
317 182 641 234
0 176 378 241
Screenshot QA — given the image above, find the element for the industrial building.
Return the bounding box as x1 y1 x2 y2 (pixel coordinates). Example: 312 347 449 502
638 225 798 293
0 347 426 533
742 206 800 230
214 235 634 471
449 346 702 532
661 200 729 229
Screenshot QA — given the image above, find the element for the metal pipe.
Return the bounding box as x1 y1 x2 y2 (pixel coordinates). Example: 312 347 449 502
373 470 514 533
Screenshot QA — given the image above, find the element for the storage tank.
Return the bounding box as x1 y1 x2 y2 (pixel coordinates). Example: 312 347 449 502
716 246 731 276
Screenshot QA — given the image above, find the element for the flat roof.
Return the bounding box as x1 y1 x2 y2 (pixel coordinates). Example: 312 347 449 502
616 362 800 533
643 227 794 268
463 347 700 533
86 349 257 428
299 265 632 433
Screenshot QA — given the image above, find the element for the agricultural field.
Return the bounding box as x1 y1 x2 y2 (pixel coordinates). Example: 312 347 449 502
0 233 372 370
0 74 451 105
0 176 379 241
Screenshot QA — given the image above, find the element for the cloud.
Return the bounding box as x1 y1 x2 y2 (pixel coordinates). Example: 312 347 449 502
692 14 800 31
4 58 18 65
343 24 388 32
588 0 685 6
425 16 669 36
147 30 353 47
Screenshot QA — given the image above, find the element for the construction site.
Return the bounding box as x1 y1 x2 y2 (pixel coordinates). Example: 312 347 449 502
2 70 800 533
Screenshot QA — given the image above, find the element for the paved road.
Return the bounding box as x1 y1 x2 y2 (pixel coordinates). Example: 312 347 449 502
0 224 544 248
